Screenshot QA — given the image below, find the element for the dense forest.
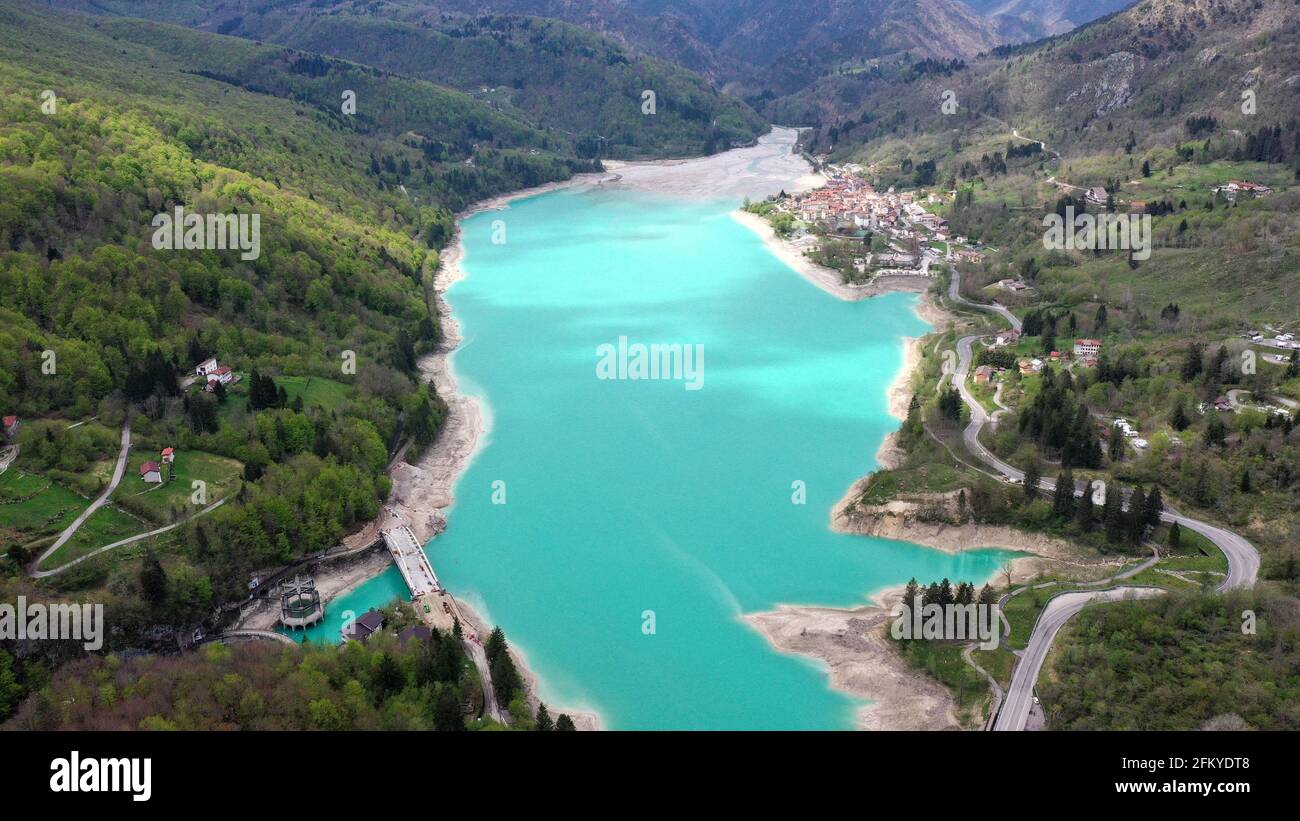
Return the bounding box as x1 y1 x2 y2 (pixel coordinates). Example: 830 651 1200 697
3 613 575 730
0 1 607 613
1041 589 1300 730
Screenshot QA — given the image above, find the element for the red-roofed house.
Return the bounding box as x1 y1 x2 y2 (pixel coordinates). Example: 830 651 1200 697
140 461 162 484
161 447 175 464
1073 339 1102 358
2 416 17 440
206 365 234 386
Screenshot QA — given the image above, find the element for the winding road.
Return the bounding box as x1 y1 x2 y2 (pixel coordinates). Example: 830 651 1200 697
32 417 131 571
32 497 229 578
943 270 1260 731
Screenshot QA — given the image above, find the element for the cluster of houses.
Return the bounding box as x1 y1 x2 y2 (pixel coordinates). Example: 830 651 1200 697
777 171 955 238
783 175 925 234
767 168 991 278
195 357 235 392
139 446 176 484
1212 180 1273 202
1009 338 1103 376
341 608 433 645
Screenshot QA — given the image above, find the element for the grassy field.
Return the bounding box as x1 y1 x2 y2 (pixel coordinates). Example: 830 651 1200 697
277 376 351 411
893 637 995 727
207 374 352 428
120 451 242 522
36 504 146 571
0 471 90 548
857 462 969 504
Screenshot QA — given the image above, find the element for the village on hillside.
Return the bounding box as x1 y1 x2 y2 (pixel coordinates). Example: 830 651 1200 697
745 162 989 287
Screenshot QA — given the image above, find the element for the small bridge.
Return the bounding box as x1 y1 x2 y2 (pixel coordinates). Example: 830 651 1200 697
382 525 441 598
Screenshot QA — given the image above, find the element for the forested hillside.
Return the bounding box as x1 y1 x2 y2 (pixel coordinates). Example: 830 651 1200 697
0 0 600 607
2 599 574 730
44 0 769 159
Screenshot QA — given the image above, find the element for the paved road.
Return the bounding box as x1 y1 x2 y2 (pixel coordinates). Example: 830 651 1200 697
993 587 1165 731
947 272 1021 331
32 497 228 578
33 417 131 570
944 270 1261 730
201 629 297 647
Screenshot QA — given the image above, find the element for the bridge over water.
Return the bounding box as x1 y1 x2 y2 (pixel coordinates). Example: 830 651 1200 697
382 524 442 597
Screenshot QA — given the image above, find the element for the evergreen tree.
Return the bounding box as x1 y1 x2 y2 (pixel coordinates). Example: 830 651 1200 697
1204 416 1227 447
372 653 405 704
923 582 941 606
901 394 924 448
938 578 955 606
1126 486 1148 545
1166 521 1182 550
1108 428 1125 462
140 551 168 607
902 577 920 608
1169 401 1190 431
535 703 554 731
1023 459 1041 503
938 385 964 422
555 714 577 731
484 626 508 663
489 650 522 708
1181 342 1204 380
1053 468 1075 520
1144 486 1164 529
955 582 974 605
1103 483 1125 544
1075 482 1096 532
433 687 464 732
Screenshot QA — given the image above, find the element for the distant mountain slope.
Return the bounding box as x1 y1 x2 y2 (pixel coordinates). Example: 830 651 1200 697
41 0 768 159
781 0 1300 160
418 1 1005 84
964 0 1138 39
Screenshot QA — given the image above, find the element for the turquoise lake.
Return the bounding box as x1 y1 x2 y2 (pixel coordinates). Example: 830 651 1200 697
292 184 1016 729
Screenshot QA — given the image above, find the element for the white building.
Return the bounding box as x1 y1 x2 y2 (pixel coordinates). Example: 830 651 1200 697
1073 339 1102 358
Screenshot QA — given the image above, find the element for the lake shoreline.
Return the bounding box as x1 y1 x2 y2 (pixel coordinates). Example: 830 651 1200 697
732 228 1110 729
300 127 1014 731
388 169 614 731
